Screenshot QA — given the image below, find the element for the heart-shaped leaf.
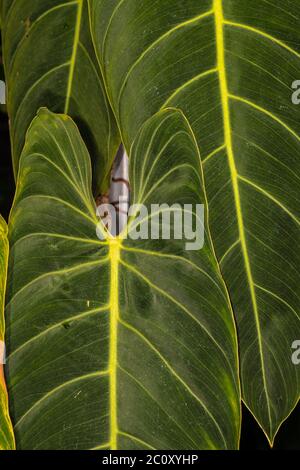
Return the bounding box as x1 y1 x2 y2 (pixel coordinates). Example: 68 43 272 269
6 108 240 449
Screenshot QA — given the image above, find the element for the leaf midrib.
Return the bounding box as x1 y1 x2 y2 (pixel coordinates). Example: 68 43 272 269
213 0 272 432
108 239 120 450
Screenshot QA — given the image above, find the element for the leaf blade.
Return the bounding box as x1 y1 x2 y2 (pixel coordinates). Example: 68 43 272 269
0 214 15 450
89 0 300 442
1 0 119 193
7 108 240 449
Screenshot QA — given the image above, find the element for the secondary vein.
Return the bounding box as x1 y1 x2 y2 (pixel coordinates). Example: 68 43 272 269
65 0 83 113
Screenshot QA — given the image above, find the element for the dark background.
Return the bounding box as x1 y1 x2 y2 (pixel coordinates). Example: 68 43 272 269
0 41 299 451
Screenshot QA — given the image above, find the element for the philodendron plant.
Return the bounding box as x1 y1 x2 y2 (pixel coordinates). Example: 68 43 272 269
0 0 299 450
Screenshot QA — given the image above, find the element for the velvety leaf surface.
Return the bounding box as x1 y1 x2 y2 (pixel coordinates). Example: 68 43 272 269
1 0 119 193
6 108 240 449
89 0 300 443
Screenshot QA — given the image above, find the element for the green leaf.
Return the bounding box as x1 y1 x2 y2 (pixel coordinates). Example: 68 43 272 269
0 214 14 450
6 108 240 449
89 0 300 443
1 0 119 193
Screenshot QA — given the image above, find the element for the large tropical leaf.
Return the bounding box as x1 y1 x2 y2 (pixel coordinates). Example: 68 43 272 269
0 0 119 193
6 108 240 449
0 214 14 450
89 0 300 443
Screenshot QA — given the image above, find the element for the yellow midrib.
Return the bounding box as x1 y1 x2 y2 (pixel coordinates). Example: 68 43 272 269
108 239 121 450
213 0 272 428
64 0 83 114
